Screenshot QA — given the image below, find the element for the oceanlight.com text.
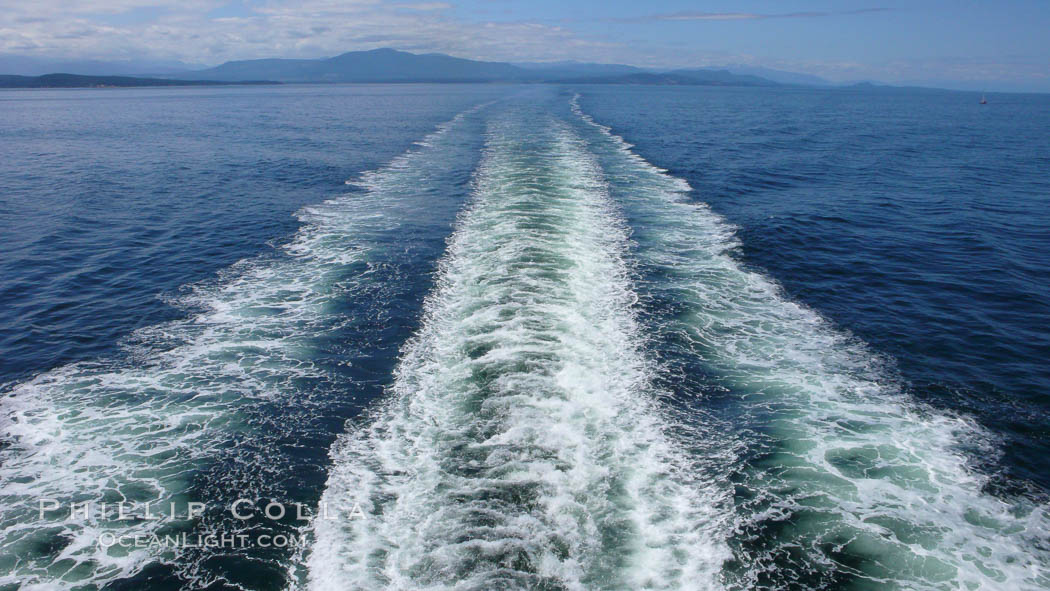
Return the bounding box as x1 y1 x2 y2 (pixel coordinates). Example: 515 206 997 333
97 532 308 549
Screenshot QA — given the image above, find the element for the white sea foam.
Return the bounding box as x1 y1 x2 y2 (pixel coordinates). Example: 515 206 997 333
307 110 731 590
570 93 1050 590
0 104 487 590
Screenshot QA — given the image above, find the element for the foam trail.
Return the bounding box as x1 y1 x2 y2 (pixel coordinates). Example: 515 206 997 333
570 94 1050 590
0 103 488 590
307 107 730 590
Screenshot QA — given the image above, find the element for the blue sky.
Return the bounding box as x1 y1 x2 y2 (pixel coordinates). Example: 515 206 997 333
2 1 1048 90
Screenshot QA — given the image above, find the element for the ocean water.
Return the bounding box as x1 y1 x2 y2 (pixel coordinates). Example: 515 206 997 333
0 83 1047 590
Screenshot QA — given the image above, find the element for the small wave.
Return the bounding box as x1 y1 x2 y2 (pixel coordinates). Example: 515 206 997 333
570 92 1050 590
307 108 731 590
0 102 490 590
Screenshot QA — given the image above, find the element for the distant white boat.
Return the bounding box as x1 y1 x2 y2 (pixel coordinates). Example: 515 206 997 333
980 94 988 104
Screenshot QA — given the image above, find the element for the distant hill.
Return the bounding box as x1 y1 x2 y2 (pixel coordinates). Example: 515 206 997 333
714 65 831 86
183 50 781 87
512 60 648 78
0 73 276 88
553 70 778 87
185 48 530 83
667 69 779 86
5 49 1030 91
0 49 802 88
840 81 958 94
0 54 202 77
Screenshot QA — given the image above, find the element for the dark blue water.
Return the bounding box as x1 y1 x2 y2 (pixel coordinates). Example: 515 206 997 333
1 84 1047 590
0 84 507 386
576 85 1050 492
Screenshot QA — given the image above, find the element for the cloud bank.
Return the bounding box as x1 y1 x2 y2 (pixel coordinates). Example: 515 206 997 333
0 1 1045 90
0 0 615 65
613 8 889 23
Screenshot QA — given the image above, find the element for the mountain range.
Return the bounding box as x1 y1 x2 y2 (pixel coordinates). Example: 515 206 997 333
0 73 275 89
0 48 834 88
554 70 777 87
0 55 201 77
184 49 527 83
182 49 821 86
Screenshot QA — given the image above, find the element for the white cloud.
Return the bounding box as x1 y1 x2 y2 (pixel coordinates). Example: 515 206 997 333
0 1 1044 90
393 2 452 12
611 8 889 23
0 0 615 64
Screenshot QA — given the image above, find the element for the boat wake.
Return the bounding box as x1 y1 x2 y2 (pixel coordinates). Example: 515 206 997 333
307 106 731 590
4 89 1047 591
570 93 1050 590
0 102 488 590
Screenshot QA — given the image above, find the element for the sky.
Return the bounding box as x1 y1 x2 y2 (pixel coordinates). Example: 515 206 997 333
1 0 1048 91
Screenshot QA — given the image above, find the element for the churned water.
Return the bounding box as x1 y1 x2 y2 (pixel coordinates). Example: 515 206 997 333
1 83 1047 590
